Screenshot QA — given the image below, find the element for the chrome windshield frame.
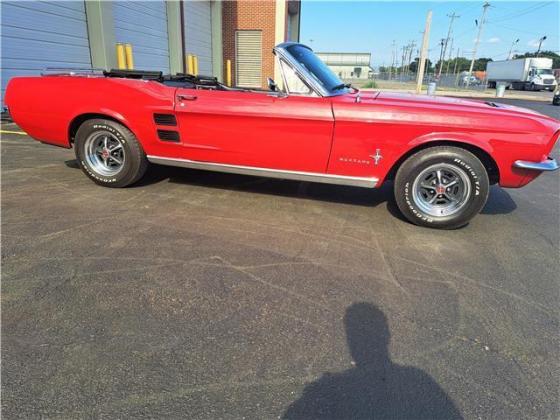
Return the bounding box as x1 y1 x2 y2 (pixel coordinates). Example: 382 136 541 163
273 42 348 98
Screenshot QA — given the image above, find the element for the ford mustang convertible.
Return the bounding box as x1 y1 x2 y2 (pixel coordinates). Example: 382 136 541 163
5 42 559 229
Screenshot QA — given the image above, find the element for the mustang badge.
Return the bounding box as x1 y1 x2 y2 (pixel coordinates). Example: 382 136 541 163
370 149 383 165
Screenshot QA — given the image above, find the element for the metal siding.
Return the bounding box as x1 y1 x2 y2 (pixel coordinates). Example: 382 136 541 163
184 1 213 76
235 31 262 88
1 1 91 105
112 1 170 73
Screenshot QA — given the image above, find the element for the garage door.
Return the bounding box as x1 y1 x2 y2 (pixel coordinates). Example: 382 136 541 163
236 31 262 88
1 1 91 106
113 1 170 73
184 1 213 76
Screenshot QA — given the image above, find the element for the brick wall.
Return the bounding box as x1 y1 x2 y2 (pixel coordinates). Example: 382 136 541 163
222 0 277 89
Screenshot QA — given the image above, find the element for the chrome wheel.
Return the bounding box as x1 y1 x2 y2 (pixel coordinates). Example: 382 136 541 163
412 163 471 217
84 132 125 176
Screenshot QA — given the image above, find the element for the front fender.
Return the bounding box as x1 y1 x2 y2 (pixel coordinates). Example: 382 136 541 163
406 131 494 155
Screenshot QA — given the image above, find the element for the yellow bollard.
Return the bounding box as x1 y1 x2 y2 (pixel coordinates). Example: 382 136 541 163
226 60 232 86
124 43 134 70
187 55 194 74
116 44 126 69
193 55 199 75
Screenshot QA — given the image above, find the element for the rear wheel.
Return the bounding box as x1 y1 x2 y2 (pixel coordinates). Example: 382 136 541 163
394 146 489 229
74 119 148 187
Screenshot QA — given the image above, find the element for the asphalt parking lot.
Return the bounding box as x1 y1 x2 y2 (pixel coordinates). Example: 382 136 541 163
2 99 559 419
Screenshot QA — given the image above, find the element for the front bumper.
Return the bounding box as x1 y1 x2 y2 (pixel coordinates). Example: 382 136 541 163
514 157 559 171
537 85 556 90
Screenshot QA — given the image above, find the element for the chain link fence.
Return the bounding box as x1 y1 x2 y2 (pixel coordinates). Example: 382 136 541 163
351 72 490 92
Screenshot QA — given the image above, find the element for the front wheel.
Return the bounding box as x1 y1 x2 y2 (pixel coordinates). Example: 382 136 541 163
74 119 148 187
394 146 489 229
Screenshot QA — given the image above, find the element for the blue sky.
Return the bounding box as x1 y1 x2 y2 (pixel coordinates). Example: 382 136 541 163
300 1 560 68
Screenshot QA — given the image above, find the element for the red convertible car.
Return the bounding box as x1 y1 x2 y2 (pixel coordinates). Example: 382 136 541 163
5 43 559 229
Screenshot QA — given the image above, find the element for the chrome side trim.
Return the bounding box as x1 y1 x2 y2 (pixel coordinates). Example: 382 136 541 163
147 156 378 188
513 158 559 171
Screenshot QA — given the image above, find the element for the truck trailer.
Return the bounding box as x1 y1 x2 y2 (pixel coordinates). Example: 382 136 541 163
486 58 557 91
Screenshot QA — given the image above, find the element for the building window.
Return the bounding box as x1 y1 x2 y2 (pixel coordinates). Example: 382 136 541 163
235 30 262 88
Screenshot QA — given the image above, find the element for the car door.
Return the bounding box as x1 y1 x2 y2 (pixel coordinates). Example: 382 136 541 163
173 87 334 173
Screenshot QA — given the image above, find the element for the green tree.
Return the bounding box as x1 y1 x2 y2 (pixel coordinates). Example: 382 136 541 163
432 57 493 73
474 57 493 71
408 57 433 73
434 57 470 73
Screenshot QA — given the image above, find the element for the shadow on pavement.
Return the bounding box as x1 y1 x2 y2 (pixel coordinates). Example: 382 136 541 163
282 303 462 420
64 159 517 219
140 163 394 208
64 159 80 169
481 186 517 215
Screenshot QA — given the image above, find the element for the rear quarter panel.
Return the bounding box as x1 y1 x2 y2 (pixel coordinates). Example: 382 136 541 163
5 76 176 155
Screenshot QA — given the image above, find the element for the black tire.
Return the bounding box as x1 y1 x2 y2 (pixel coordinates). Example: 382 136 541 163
394 146 490 229
74 119 148 187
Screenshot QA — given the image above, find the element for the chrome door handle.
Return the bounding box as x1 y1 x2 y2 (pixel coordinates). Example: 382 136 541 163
177 94 197 101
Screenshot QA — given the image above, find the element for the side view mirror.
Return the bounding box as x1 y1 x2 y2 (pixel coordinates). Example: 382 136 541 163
267 77 278 92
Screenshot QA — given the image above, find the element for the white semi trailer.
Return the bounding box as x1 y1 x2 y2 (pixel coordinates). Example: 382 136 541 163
486 57 557 91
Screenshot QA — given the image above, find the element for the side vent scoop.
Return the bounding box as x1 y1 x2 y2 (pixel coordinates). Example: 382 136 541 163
153 113 177 126
157 130 180 142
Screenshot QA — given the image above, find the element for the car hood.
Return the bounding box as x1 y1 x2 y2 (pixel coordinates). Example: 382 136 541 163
360 91 558 122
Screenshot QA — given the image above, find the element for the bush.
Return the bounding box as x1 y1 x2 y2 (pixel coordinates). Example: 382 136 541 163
361 80 377 89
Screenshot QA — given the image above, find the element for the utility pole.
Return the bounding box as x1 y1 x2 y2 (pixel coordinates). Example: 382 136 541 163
392 42 399 79
536 35 547 57
416 10 432 94
453 48 460 75
405 41 416 76
454 48 461 86
389 40 396 80
408 41 416 75
508 38 519 60
437 38 445 79
400 45 407 78
438 12 460 78
466 2 490 87
446 38 454 75
406 43 412 75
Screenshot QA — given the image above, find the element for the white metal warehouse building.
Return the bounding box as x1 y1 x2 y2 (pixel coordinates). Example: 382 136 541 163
316 52 373 80
1 0 223 105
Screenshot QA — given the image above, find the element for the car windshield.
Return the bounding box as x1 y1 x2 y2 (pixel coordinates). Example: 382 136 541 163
285 44 348 94
535 68 552 75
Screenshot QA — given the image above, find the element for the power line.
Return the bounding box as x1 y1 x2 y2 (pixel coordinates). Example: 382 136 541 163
491 22 559 40
488 1 555 23
488 1 548 21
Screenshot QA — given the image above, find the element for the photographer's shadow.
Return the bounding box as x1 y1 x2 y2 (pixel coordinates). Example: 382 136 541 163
283 303 462 420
